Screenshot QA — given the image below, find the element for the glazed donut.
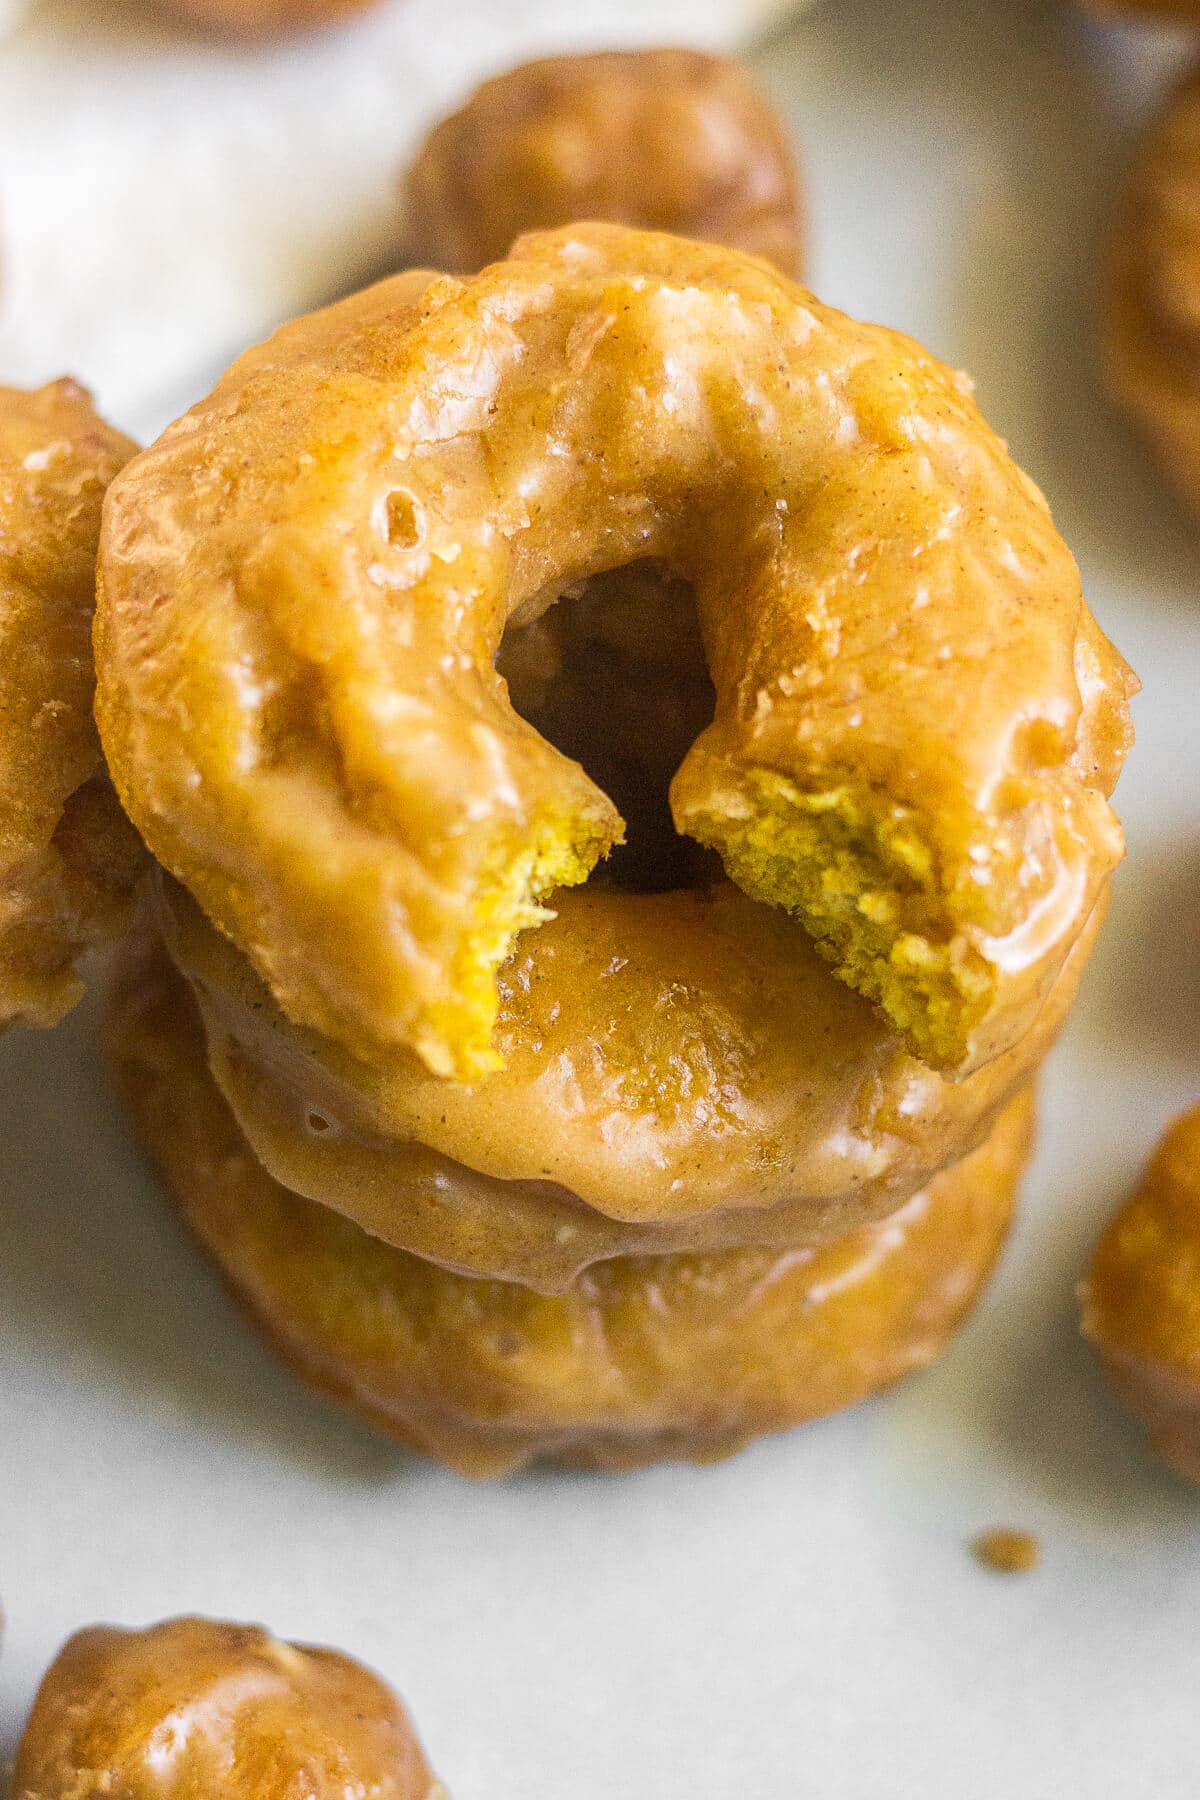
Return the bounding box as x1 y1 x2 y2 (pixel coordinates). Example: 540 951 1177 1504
12 1616 441 1800
95 226 1134 1086
111 932 1034 1476
158 0 380 36
1103 63 1200 517
0 382 145 1030
405 49 804 279
160 869 1099 1288
1081 1104 1200 1483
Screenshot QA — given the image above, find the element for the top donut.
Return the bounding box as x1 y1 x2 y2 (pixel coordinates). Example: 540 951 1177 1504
405 48 804 278
94 224 1135 1082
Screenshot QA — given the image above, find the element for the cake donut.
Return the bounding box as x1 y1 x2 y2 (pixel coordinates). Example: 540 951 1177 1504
1103 62 1200 517
160 869 1098 1288
1081 1104 1200 1482
405 48 804 278
11 1616 442 1800
0 382 144 1030
110 931 1034 1476
95 226 1134 1088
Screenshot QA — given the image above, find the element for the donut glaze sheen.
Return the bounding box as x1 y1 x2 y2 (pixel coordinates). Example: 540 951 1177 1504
110 933 1033 1476
160 870 1098 1288
12 1616 442 1800
96 226 1134 1081
1081 1104 1200 1483
405 48 804 278
0 382 144 1029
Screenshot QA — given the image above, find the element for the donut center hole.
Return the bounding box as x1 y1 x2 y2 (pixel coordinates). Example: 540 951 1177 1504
496 561 719 893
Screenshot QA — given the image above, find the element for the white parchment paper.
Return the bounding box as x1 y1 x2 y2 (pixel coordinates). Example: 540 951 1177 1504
0 0 796 436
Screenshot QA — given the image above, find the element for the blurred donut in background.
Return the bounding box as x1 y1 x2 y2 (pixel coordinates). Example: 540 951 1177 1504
12 1615 442 1800
158 0 381 37
0 381 146 1032
405 48 804 277
1102 61 1200 518
1083 1 1200 19
1082 1105 1200 1483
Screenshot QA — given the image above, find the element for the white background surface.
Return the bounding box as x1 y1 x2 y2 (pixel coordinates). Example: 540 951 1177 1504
0 0 791 428
2 0 1200 1794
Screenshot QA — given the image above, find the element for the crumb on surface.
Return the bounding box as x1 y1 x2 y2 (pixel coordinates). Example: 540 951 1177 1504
972 1526 1040 1574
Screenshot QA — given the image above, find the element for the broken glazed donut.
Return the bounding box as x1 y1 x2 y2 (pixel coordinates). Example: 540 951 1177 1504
1081 1104 1200 1483
159 870 1098 1289
0 381 145 1030
405 48 804 278
11 1616 441 1800
95 226 1134 1083
110 932 1034 1476
1102 62 1200 518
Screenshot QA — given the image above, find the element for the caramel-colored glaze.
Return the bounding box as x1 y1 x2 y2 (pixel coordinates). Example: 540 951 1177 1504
0 382 145 1030
95 226 1133 1083
110 932 1033 1477
157 0 379 36
11 1616 442 1800
1081 1104 1200 1483
1102 63 1200 518
405 48 804 278
160 870 1097 1287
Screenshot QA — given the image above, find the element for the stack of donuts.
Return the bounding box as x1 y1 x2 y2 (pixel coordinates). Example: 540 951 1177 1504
1 50 1137 1476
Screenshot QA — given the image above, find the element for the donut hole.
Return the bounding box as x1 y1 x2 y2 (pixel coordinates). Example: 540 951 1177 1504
496 561 720 894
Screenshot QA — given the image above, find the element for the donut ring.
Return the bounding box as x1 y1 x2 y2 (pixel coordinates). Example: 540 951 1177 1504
0 382 145 1029
96 226 1134 1083
1103 63 1200 517
161 870 1098 1288
405 49 804 278
1081 1104 1200 1483
12 1617 441 1800
110 933 1034 1476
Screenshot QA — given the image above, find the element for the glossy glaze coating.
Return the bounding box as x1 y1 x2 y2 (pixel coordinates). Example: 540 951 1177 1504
96 226 1133 1082
1081 1104 1200 1483
158 0 379 35
12 1616 442 1800
405 48 803 278
161 871 1096 1287
0 382 144 1029
110 933 1033 1476
1103 63 1200 517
